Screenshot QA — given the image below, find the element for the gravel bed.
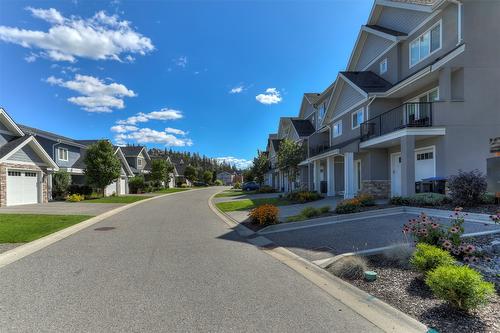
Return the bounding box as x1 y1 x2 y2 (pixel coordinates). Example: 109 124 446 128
345 255 500 333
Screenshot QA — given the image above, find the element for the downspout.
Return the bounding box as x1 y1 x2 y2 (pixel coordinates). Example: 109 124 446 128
448 0 463 45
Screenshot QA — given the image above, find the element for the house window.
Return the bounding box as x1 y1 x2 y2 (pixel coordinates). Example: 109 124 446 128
8 171 21 176
318 103 326 125
333 120 342 138
379 58 388 75
410 21 442 67
352 109 364 129
137 158 142 166
25 172 37 177
58 148 68 161
417 152 434 160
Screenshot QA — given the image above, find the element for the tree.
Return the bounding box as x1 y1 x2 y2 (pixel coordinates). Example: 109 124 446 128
84 140 121 196
151 159 170 188
277 139 305 191
251 151 270 186
184 165 197 183
52 170 71 199
203 170 213 184
242 168 255 183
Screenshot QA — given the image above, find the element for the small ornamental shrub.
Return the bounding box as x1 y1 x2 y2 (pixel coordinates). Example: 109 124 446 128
328 256 367 280
390 196 410 205
214 179 224 186
129 176 145 194
52 170 71 198
408 193 448 206
286 191 322 203
410 243 455 274
426 265 495 311
481 193 496 204
383 243 415 266
249 204 279 225
232 182 241 189
180 183 189 188
301 207 320 219
356 193 375 206
257 185 276 194
68 184 93 196
319 205 331 214
335 198 362 214
448 169 487 206
66 194 85 202
490 212 500 224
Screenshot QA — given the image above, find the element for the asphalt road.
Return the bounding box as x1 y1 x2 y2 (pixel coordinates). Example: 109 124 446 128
0 188 380 332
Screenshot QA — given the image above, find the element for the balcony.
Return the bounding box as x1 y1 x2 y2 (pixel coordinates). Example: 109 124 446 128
360 102 433 141
309 143 335 158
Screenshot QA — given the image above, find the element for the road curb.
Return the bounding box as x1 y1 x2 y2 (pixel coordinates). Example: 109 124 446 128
0 189 203 269
208 192 428 333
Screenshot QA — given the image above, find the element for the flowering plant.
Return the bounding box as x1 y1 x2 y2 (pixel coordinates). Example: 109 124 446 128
490 211 500 224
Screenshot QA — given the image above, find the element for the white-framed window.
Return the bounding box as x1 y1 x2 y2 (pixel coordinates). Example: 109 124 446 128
333 120 342 138
58 147 68 161
351 109 364 129
8 171 21 176
25 172 37 177
410 20 442 67
318 103 326 123
379 58 388 75
137 158 142 166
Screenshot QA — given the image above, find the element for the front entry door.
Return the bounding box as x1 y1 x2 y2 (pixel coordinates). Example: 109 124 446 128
391 153 402 196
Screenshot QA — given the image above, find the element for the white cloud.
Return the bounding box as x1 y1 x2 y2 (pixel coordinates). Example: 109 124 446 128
115 127 193 147
110 124 138 133
215 156 252 169
229 86 244 94
0 8 154 62
24 53 37 63
46 74 136 112
117 108 183 125
174 56 187 68
164 127 187 135
255 87 282 105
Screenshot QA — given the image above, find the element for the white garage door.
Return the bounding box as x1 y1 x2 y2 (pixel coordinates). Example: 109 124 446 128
415 149 435 181
119 178 126 195
105 181 117 196
7 170 39 206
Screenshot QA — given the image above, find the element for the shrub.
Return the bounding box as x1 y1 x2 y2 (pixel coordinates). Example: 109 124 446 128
335 198 362 214
383 243 415 266
390 196 410 205
68 184 93 196
129 176 145 194
286 191 322 203
356 193 375 206
257 185 276 194
408 193 448 206
410 243 455 274
66 194 84 202
328 256 367 280
481 193 496 204
426 265 495 311
319 205 331 214
301 207 320 219
448 169 487 206
233 182 241 189
52 170 71 198
249 204 279 225
214 179 224 186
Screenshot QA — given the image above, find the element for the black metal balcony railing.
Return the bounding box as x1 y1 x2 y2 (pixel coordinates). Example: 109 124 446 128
360 102 433 141
309 143 334 158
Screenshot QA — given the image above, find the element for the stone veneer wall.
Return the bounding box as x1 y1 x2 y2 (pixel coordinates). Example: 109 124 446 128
360 180 391 199
0 162 48 207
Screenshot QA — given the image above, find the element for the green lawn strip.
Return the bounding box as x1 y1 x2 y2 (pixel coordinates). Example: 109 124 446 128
214 190 257 198
83 196 152 204
216 197 291 212
0 214 92 243
153 188 191 194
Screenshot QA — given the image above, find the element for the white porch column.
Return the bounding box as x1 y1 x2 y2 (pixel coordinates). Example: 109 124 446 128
344 152 355 199
313 160 321 193
327 156 335 196
47 173 53 201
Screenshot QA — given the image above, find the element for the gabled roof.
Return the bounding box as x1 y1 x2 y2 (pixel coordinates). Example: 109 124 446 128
76 140 101 146
19 124 88 148
365 24 407 37
114 146 135 177
120 145 150 161
0 108 24 136
340 71 393 93
304 93 321 105
0 135 59 169
271 139 282 153
170 156 187 175
290 119 315 137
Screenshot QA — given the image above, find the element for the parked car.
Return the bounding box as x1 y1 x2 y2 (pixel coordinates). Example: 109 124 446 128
242 181 259 191
193 181 208 187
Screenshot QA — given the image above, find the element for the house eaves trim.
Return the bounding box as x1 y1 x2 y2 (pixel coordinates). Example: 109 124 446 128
361 26 399 42
359 127 446 148
375 0 433 13
0 136 59 170
0 108 25 137
114 147 135 177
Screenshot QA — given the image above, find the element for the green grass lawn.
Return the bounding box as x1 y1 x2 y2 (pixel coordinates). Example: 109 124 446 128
154 188 191 194
83 195 152 204
0 214 92 243
216 197 291 212
215 189 256 198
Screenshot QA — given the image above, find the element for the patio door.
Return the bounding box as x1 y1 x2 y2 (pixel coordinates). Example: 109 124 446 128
391 153 402 196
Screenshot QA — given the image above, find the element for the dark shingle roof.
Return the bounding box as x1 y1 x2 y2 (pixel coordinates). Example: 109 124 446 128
291 119 315 137
120 146 145 157
0 135 31 160
169 156 187 175
365 25 407 37
19 124 87 147
271 139 281 153
76 140 101 146
341 71 393 93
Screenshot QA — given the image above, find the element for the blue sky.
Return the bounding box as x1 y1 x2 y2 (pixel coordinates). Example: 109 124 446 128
0 0 372 168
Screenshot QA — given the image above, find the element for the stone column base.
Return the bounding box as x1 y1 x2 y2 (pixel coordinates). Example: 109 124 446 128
360 180 391 199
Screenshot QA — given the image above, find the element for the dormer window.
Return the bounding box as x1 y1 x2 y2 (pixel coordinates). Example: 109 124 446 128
58 148 68 161
410 21 442 67
379 58 387 75
138 158 142 166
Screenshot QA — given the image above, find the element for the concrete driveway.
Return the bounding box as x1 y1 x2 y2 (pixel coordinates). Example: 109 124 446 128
0 187 380 332
0 201 124 216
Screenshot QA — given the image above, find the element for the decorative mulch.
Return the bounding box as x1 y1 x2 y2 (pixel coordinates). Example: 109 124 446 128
346 255 500 333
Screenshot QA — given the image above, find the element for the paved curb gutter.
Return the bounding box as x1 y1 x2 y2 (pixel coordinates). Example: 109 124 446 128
208 192 428 333
0 188 203 269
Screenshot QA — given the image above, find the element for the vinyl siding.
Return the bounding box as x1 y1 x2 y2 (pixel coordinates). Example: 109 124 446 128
376 6 429 34
332 81 365 119
0 132 16 146
7 144 44 164
355 34 394 71
33 136 83 168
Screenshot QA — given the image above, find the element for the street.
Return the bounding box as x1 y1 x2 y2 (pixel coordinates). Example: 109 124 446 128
0 188 380 332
